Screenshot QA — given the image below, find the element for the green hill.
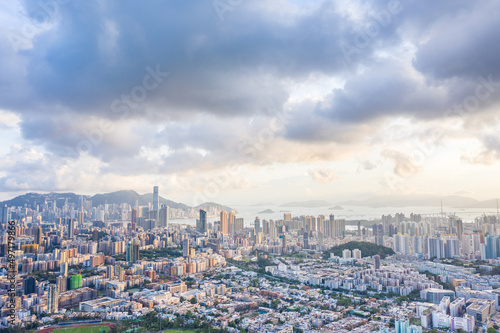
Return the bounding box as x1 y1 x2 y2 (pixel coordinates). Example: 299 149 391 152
323 241 394 260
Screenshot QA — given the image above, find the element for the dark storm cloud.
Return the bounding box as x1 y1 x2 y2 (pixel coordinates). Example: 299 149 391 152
412 1 500 80
10 0 353 116
2 0 500 173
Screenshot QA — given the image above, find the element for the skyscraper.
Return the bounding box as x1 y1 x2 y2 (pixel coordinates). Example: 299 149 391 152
60 262 68 277
1 204 7 225
374 254 381 269
57 275 67 293
35 226 43 245
23 276 36 295
229 211 236 235
428 237 445 259
456 219 463 241
198 209 207 233
77 210 84 228
70 274 83 290
182 238 190 257
282 234 287 254
220 210 229 235
153 186 159 220
106 265 114 279
159 205 169 228
47 284 59 313
303 232 309 249
485 235 498 259
254 217 261 234
395 319 409 333
67 218 74 239
126 237 141 263
235 218 244 233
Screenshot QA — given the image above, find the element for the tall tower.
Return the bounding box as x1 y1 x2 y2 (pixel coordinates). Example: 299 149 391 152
374 254 381 270
35 226 43 245
254 217 261 234
77 211 84 228
199 209 207 233
47 284 59 313
182 238 190 257
153 186 159 221
159 205 169 229
228 211 236 235
1 204 7 225
220 210 229 235
23 276 36 295
67 218 74 239
456 219 463 241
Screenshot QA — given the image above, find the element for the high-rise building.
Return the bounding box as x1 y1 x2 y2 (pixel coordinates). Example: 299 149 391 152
444 236 460 258
377 224 384 245
106 265 114 279
317 215 324 232
182 238 190 257
352 248 361 259
374 254 381 269
1 204 8 225
125 237 140 263
153 186 159 221
131 208 138 223
77 211 84 228
159 205 169 228
35 226 43 245
283 213 292 222
485 235 498 259
228 211 236 235
67 218 74 239
395 319 409 333
220 210 229 235
56 275 67 293
235 218 244 233
198 209 207 233
254 217 261 234
428 237 445 259
47 284 59 313
70 274 83 290
413 236 423 255
456 219 463 240
303 232 309 249
23 276 36 295
92 229 99 242
282 234 287 254
60 262 68 277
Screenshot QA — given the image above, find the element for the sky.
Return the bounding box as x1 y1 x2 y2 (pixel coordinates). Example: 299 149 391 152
0 0 499 206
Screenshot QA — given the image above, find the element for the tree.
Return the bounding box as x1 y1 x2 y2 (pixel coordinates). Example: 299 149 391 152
487 328 496 333
190 297 197 304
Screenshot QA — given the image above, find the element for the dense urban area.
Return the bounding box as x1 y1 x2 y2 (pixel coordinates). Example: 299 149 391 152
1 188 500 333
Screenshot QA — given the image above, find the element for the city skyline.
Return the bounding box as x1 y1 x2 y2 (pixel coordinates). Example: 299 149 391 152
1 1 500 206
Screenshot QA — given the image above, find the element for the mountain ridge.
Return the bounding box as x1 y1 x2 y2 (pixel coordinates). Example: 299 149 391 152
0 190 233 212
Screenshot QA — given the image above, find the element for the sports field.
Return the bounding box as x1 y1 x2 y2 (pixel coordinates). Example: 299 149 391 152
50 325 110 333
162 330 196 333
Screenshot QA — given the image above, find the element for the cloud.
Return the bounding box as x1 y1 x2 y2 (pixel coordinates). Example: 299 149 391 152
1 0 500 199
308 168 336 183
358 160 376 171
462 135 500 165
382 149 420 177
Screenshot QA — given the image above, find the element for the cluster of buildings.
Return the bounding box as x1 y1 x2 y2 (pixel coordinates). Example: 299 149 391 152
1 188 500 332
